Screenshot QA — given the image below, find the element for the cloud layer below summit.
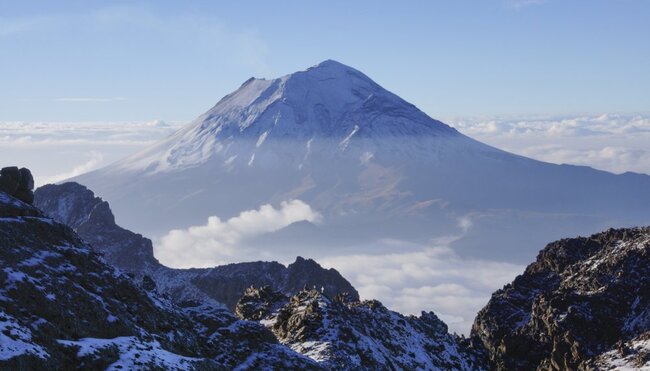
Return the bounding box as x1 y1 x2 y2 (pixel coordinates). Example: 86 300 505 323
3 113 648 188
446 113 650 175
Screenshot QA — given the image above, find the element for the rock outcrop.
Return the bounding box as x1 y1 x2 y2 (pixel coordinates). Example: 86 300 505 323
471 227 650 370
34 182 160 272
0 166 34 204
236 286 486 370
34 182 359 309
0 187 319 369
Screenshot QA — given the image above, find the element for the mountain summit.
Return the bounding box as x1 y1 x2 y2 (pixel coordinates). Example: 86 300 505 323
110 59 475 174
73 60 650 264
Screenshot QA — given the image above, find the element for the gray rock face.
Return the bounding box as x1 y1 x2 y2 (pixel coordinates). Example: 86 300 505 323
34 182 359 309
34 182 159 272
236 286 486 370
471 227 650 370
0 166 34 204
0 188 320 369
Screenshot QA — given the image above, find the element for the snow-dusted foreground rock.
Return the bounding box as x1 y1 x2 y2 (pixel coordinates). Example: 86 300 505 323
593 334 650 370
472 227 650 370
0 189 319 369
235 286 486 370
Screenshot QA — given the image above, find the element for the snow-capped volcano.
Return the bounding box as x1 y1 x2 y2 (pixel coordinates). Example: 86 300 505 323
111 59 490 173
74 60 650 264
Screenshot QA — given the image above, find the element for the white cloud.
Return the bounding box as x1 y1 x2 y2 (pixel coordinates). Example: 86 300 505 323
507 0 546 9
447 113 650 175
317 213 523 335
321 241 524 335
0 121 181 187
155 200 322 269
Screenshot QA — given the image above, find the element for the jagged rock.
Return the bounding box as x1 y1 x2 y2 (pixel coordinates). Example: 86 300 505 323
141 275 157 292
34 182 359 308
590 331 650 369
0 182 320 370
236 287 486 370
471 227 650 370
0 166 34 204
235 286 288 321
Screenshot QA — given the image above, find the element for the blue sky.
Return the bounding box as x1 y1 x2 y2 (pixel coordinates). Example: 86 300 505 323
1 0 648 121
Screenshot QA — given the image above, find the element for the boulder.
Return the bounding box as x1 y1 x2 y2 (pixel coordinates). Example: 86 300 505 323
0 166 21 194
0 166 35 204
19 167 34 191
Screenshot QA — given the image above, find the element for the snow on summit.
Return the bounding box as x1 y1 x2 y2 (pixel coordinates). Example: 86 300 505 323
108 59 467 174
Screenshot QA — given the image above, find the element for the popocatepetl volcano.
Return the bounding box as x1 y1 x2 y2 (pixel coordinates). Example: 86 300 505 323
73 60 650 263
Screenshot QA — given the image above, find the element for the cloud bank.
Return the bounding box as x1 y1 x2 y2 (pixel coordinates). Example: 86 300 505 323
321 244 523 335
3 113 648 187
155 200 322 269
0 120 181 186
447 113 650 175
54 97 127 103
319 215 524 335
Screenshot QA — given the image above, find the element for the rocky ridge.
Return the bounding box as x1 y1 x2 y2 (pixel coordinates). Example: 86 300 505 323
34 182 359 309
471 227 650 370
0 185 319 369
235 286 485 370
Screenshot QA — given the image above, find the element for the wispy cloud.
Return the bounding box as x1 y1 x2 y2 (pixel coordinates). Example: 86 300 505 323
0 5 271 76
0 120 181 188
54 97 127 103
37 151 104 186
507 0 546 9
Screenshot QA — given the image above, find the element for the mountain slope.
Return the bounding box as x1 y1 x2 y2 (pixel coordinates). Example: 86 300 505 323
471 227 650 370
72 60 650 263
34 182 359 309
